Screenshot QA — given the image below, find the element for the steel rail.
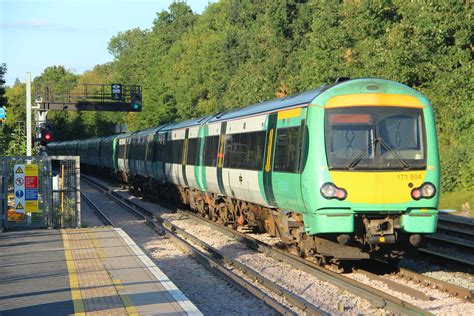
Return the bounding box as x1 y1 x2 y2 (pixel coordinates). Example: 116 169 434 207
80 192 115 227
438 215 474 227
419 215 474 269
396 267 473 302
82 176 431 316
437 224 474 237
177 210 432 316
423 234 474 250
353 268 431 302
418 248 474 269
82 176 325 316
437 216 474 237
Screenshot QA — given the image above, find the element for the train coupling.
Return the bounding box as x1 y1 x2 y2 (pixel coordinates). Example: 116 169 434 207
363 216 397 245
368 234 396 244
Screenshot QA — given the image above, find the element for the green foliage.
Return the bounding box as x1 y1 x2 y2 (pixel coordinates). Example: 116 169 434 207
34 65 79 94
439 190 474 217
2 124 28 155
17 1 472 193
0 68 35 156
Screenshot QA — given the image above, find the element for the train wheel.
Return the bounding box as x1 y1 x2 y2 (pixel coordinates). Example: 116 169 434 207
314 255 327 266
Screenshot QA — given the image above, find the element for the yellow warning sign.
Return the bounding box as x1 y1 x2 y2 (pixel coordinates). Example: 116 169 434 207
15 166 24 173
26 201 39 212
25 164 38 176
15 202 24 210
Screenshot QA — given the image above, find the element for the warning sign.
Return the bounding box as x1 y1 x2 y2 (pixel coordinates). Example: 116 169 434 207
25 176 38 189
25 189 38 200
25 164 38 176
26 201 39 212
14 164 25 214
13 163 40 213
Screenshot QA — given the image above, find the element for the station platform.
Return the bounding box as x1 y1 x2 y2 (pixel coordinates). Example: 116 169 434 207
0 227 201 315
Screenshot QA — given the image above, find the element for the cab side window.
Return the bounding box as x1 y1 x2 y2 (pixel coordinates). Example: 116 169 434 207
273 126 304 173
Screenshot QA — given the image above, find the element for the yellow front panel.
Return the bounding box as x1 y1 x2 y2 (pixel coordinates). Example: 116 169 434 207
330 171 426 204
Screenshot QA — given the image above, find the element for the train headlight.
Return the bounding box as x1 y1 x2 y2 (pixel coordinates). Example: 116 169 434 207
320 183 347 200
411 182 436 200
420 182 436 198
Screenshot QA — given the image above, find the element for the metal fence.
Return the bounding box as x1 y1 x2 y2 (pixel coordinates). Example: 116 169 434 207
1 156 80 230
50 156 81 228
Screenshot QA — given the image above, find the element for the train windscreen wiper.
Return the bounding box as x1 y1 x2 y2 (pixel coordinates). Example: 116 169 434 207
378 138 410 169
346 138 378 169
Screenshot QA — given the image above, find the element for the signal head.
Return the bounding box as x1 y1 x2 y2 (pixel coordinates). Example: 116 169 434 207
130 92 142 112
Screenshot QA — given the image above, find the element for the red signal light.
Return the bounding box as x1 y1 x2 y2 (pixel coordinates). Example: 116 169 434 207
44 133 52 141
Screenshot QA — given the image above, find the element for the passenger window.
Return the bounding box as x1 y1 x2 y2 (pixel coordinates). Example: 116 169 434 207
203 135 220 167
273 126 303 173
169 139 183 164
187 138 198 165
146 138 154 162
223 131 266 170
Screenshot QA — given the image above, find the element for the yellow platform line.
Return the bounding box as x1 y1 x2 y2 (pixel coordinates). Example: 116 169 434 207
113 278 139 316
86 230 106 259
88 230 138 316
62 230 86 316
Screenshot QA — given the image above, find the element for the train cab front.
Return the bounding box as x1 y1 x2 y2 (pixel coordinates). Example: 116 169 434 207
304 79 440 262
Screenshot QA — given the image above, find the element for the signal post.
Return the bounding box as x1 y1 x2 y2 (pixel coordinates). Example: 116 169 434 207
32 83 142 150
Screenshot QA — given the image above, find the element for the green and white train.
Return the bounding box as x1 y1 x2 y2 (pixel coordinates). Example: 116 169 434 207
48 78 440 263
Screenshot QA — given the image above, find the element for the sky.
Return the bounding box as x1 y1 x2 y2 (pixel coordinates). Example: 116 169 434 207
0 0 214 86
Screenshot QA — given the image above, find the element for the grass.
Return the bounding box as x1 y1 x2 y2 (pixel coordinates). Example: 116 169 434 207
438 190 474 217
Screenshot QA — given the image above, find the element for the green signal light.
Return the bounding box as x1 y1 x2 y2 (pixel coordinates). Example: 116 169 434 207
133 103 139 110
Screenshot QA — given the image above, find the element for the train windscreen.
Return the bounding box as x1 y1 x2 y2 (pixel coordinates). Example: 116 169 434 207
324 106 426 170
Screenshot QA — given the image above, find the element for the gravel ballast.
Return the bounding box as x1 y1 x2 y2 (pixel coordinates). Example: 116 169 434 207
86 176 474 315
81 182 277 315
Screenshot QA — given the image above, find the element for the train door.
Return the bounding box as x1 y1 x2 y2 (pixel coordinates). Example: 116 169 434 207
137 135 146 176
153 132 166 181
269 107 308 211
124 136 132 175
184 127 199 189
203 123 221 195
222 115 267 205
117 137 127 174
145 133 154 178
165 129 185 186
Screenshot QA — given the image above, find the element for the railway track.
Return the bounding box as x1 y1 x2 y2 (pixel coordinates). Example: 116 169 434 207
179 208 473 303
82 175 439 315
420 215 474 269
81 177 328 315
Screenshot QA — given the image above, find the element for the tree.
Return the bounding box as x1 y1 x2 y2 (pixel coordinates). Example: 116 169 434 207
33 66 79 140
27 1 472 193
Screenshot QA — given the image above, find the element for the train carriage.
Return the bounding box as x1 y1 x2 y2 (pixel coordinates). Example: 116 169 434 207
48 78 439 263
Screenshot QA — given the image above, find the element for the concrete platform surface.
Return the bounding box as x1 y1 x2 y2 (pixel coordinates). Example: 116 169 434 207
0 227 201 315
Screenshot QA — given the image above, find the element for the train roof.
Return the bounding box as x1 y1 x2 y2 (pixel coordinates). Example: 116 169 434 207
132 125 166 137
158 86 331 131
207 85 331 123
161 116 213 131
